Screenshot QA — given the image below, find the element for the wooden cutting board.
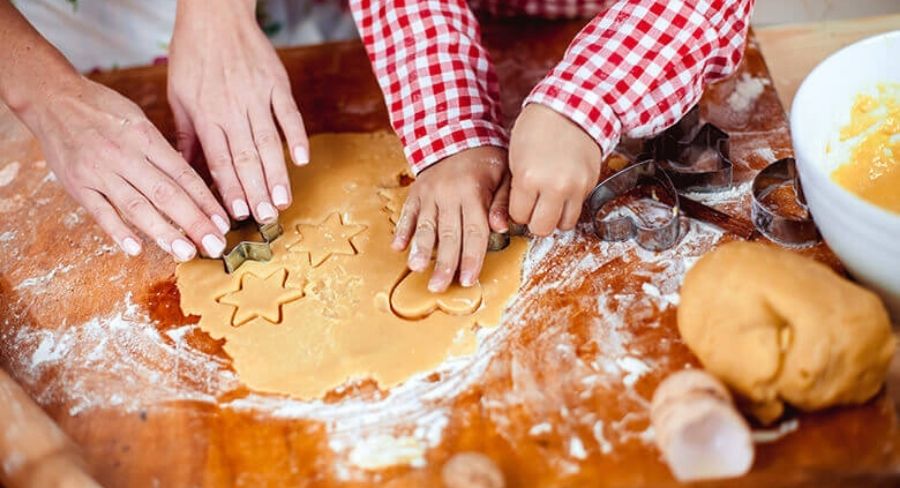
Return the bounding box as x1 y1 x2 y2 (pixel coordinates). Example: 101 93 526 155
1 19 898 487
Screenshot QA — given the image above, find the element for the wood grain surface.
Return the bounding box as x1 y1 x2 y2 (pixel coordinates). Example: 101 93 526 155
1 19 899 487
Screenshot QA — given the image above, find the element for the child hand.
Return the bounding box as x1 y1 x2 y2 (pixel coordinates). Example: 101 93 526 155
508 104 602 236
393 147 510 293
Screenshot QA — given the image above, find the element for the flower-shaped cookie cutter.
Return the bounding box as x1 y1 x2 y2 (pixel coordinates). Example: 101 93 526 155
222 221 284 274
751 157 821 248
587 160 681 251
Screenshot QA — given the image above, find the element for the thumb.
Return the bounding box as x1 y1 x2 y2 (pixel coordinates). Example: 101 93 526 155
488 172 511 233
170 96 198 165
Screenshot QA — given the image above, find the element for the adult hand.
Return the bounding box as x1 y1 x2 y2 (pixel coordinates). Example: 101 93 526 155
393 147 509 292
168 0 309 224
508 104 603 236
23 77 230 261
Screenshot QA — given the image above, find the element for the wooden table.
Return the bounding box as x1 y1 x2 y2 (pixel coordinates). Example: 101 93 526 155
756 13 900 110
1 18 899 487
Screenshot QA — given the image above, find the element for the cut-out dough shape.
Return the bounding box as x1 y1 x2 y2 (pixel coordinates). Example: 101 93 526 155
390 268 483 320
286 212 367 267
175 133 529 400
377 186 408 226
217 268 304 327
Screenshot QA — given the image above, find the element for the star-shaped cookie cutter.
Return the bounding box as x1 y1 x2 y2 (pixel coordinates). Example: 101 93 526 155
222 221 284 274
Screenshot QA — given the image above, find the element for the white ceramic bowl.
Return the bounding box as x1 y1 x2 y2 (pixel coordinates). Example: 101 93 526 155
790 31 900 321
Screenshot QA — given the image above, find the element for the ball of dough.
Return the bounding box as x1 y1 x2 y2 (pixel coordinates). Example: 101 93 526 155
678 241 895 424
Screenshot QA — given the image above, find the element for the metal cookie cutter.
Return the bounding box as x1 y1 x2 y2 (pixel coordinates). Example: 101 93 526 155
644 106 733 193
751 157 821 248
487 222 528 252
587 160 681 251
222 221 284 273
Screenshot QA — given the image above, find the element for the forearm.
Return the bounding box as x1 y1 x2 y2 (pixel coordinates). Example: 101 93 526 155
349 0 507 173
526 0 755 157
0 1 82 127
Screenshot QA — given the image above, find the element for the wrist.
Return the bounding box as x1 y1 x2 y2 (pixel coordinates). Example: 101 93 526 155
8 67 84 134
0 41 80 124
175 0 255 27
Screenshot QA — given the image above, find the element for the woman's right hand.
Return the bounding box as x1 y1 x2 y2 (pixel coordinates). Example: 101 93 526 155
20 76 231 261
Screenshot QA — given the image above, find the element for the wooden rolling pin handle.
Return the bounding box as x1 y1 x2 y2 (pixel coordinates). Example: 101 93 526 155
0 369 101 488
650 369 754 482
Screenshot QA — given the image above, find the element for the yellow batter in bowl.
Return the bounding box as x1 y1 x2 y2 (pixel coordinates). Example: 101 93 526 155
829 83 899 214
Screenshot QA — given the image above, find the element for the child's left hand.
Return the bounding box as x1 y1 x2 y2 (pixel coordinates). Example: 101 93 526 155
393 147 510 293
508 104 603 236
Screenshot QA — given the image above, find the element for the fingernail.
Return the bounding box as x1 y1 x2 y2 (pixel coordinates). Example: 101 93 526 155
172 239 197 262
408 255 424 270
272 185 289 207
257 202 277 222
428 278 444 293
120 237 142 256
156 238 172 254
460 271 475 287
293 146 309 165
212 214 231 234
202 234 226 258
232 200 250 220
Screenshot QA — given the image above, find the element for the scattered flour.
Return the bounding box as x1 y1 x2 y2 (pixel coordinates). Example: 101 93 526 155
682 180 752 206
617 356 652 388
592 420 614 455
568 436 588 460
14 264 76 291
348 435 427 470
727 74 769 113
753 418 800 443
3 215 726 477
0 161 20 187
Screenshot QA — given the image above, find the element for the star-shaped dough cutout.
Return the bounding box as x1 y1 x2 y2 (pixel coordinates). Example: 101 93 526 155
217 269 304 327
286 213 367 267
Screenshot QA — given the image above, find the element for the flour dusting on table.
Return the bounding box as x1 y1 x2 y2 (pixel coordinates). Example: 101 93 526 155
2 215 723 478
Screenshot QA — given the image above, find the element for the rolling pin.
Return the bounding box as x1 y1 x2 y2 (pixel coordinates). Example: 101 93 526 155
0 368 100 488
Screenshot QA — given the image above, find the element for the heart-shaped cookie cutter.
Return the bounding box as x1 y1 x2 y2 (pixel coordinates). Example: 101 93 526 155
222 221 284 274
751 157 820 248
587 160 681 251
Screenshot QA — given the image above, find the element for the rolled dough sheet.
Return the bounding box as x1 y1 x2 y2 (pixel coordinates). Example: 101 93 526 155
175 133 528 399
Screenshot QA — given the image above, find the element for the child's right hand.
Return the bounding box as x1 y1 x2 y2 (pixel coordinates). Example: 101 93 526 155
508 104 602 236
392 147 510 293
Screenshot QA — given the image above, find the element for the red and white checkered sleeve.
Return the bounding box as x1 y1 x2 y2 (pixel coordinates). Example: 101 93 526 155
525 0 754 158
349 0 508 175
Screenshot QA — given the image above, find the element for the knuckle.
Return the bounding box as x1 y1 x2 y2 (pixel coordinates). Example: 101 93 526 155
464 223 486 239
254 131 280 147
233 149 260 168
123 197 147 216
211 153 233 168
415 220 435 234
150 180 178 202
438 228 459 242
